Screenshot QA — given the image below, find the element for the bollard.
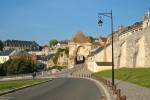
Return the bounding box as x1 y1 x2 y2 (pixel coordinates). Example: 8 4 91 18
101 78 103 81
105 80 108 85
102 78 104 82
103 79 105 84
113 85 117 94
121 96 126 100
104 79 106 83
108 81 110 87
116 89 121 100
110 83 113 90
99 77 102 81
101 78 103 82
104 79 106 84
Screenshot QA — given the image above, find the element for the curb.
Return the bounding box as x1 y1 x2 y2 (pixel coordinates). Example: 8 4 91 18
83 77 111 100
88 78 111 100
0 79 52 96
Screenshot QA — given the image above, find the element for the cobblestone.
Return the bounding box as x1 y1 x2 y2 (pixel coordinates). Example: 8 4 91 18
106 78 150 100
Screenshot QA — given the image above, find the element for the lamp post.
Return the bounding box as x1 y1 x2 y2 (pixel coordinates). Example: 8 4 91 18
98 10 114 85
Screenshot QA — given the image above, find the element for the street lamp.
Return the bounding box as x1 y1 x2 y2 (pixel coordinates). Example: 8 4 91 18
98 10 114 85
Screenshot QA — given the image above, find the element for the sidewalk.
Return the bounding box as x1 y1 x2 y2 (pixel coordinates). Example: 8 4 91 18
105 78 150 100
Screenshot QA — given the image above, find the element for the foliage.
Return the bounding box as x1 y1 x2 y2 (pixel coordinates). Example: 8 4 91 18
53 48 62 64
49 39 58 48
87 36 95 42
0 40 4 51
0 79 49 92
52 48 69 64
0 64 6 76
0 60 11 76
64 47 69 56
92 68 150 88
24 49 30 52
2 57 36 75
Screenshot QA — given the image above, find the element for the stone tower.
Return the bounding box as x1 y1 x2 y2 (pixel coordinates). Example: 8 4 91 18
68 31 92 68
143 8 150 28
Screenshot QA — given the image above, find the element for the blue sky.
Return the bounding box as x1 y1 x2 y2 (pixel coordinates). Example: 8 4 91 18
0 0 150 45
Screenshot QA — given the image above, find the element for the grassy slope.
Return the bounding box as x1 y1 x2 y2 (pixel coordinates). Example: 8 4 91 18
0 79 49 92
92 68 150 88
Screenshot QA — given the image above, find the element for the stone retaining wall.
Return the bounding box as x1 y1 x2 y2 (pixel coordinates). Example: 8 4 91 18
114 26 150 68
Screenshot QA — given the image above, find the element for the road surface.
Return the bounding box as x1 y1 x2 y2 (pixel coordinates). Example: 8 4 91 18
1 78 102 100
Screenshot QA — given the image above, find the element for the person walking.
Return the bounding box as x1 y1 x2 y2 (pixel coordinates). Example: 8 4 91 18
32 72 36 79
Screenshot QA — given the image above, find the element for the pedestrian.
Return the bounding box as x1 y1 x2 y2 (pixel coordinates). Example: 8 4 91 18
32 72 36 79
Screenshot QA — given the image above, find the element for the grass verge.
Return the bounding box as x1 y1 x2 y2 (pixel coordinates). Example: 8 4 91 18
92 68 150 88
0 79 49 92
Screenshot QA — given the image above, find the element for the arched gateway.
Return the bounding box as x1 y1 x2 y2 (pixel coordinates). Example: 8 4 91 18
68 31 92 68
76 45 85 64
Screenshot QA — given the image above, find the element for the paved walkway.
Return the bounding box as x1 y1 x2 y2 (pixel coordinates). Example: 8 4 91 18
105 78 150 100
71 64 91 77
55 63 150 100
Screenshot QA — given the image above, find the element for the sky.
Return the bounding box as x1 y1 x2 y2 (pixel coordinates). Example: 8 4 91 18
0 0 150 45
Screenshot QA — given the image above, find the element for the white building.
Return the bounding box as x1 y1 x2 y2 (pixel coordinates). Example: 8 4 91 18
0 49 16 64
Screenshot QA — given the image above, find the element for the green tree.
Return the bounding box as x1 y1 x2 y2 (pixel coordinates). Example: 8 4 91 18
65 47 69 56
87 36 95 42
52 48 69 65
49 40 58 48
7 61 18 75
0 40 4 51
0 64 6 76
3 57 36 75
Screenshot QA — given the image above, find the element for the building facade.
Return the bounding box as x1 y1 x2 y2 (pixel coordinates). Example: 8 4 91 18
3 40 40 51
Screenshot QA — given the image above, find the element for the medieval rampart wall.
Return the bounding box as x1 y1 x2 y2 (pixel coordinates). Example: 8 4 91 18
114 26 150 68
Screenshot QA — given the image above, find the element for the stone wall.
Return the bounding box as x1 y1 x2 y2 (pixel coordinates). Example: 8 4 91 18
114 26 150 68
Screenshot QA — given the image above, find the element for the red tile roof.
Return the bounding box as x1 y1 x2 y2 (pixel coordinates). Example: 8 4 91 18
99 36 107 42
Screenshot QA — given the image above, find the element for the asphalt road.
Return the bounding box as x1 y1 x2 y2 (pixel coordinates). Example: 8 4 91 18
1 78 102 100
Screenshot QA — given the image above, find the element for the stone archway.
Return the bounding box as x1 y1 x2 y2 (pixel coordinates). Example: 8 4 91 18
75 45 86 64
